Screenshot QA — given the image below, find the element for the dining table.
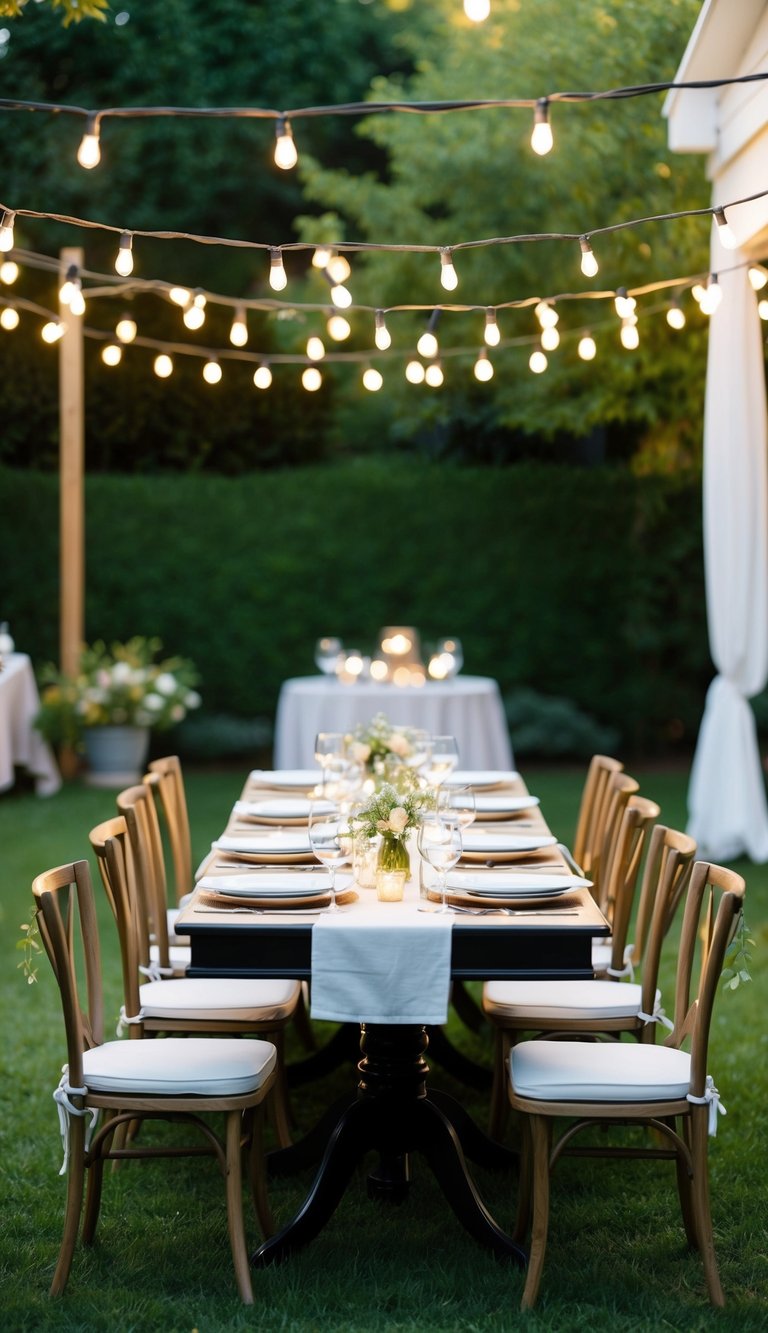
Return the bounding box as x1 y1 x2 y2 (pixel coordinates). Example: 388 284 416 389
0 652 61 796
174 766 608 1271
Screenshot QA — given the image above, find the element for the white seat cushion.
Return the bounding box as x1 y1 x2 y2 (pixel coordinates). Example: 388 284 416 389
510 1039 691 1103
483 979 653 1021
81 1037 276 1096
150 941 191 970
138 977 301 1022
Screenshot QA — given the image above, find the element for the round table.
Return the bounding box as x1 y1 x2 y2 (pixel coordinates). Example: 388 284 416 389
273 674 513 770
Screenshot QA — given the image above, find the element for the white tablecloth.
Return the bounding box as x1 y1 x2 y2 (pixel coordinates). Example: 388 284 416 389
0 653 61 795
274 675 513 770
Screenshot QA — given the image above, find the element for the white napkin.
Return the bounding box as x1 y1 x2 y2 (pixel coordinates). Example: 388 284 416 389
310 902 453 1025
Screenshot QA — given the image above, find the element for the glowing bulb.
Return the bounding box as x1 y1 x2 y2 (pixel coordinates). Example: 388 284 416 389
529 349 548 374
699 275 722 315
302 366 322 392
374 310 391 350
41 320 64 343
274 117 298 170
483 308 500 346
0 260 19 283
417 330 438 358
269 248 287 292
154 353 173 378
362 367 383 392
540 325 560 351
330 283 352 308
405 359 425 384
614 287 636 319
748 265 768 291
691 283 706 305
531 99 553 156
713 207 738 251
183 303 205 330
440 248 458 291
69 286 86 317
76 125 101 169
203 359 222 384
666 300 686 331
114 233 133 276
577 333 596 361
115 315 137 343
227 305 247 347
0 305 19 330
312 246 333 270
0 210 15 253
306 335 325 361
59 269 77 305
425 362 443 387
101 342 122 366
326 254 351 283
579 236 598 278
620 317 639 349
253 364 273 389
474 349 494 381
327 314 351 341
464 0 490 20
758 299 768 321
534 300 558 329
169 286 191 307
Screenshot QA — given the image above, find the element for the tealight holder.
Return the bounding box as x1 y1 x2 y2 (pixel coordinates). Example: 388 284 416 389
376 869 406 901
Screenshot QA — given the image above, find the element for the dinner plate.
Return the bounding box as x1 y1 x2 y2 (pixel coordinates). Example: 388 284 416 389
197 872 330 898
216 832 313 855
234 797 333 824
249 769 321 790
447 871 591 895
473 793 541 818
444 770 520 789
461 831 556 853
196 885 357 911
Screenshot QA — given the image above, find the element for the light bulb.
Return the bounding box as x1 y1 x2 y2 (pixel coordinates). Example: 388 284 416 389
76 125 101 169
183 303 205 330
577 333 596 361
169 286 191 307
302 366 322 392
666 300 686 331
253 364 273 389
405 359 425 384
59 269 77 305
193 292 206 309
330 283 352 308
0 260 19 283
534 300 558 329
0 305 19 330
579 236 598 278
474 349 494 381
620 317 639 349
699 275 722 316
312 246 333 270
229 306 248 347
440 248 458 291
529 349 548 374
115 315 137 343
274 117 298 170
114 233 133 276
69 285 86 317
269 248 287 292
154 353 173 378
531 99 553 156
425 362 443 387
691 283 706 305
362 367 383 392
327 314 351 341
417 330 438 358
306 335 325 361
101 342 122 366
41 320 64 343
714 207 738 251
326 254 351 283
0 210 15 253
374 310 391 350
202 359 222 384
614 287 636 319
540 325 560 351
758 299 768 322
464 0 490 20
484 308 500 346
748 265 768 291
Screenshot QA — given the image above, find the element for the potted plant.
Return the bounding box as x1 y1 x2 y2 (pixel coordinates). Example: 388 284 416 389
35 636 201 786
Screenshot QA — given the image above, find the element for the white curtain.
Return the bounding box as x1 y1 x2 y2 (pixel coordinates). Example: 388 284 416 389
687 241 768 861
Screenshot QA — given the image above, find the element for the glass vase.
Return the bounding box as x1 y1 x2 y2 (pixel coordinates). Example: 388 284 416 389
376 831 410 900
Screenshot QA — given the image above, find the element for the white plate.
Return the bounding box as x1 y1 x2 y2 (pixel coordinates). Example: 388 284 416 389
241 797 333 820
448 872 590 895
249 769 321 789
198 873 329 898
216 832 313 854
445 770 520 789
474 793 540 814
461 831 556 853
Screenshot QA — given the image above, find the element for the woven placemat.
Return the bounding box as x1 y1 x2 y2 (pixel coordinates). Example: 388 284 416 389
196 885 358 910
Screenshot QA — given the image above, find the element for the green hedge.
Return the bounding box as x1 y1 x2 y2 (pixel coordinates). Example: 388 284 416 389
0 460 710 754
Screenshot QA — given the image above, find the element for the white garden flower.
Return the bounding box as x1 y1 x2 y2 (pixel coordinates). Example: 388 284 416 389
154 672 178 696
387 806 409 834
388 732 412 758
143 693 164 712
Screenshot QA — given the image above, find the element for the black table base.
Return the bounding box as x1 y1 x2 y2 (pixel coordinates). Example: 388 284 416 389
253 1023 524 1269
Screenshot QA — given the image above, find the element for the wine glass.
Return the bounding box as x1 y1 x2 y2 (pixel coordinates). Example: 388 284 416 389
403 728 432 776
308 803 354 911
424 734 459 789
314 637 343 676
439 783 476 831
417 814 463 914
314 731 347 778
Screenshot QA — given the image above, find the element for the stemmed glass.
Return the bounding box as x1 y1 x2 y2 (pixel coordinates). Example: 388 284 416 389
404 728 432 778
439 783 476 831
424 734 459 789
417 814 463 914
308 804 353 911
314 637 343 676
314 731 347 775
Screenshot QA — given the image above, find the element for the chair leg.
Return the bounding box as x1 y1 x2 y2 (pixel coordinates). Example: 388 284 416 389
82 1111 118 1243
50 1114 86 1297
488 1029 510 1140
521 1114 552 1311
269 1029 293 1149
512 1113 532 1244
224 1110 254 1305
667 1115 698 1250
689 1107 725 1306
247 1105 274 1240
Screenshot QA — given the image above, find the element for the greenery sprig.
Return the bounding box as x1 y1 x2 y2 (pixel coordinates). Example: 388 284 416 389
722 914 755 993
352 781 434 841
16 908 41 985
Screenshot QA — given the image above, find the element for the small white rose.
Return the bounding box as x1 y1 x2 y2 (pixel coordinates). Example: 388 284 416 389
143 693 164 711
350 741 371 763
111 661 132 684
388 733 411 757
154 672 178 696
375 819 390 834
387 806 409 834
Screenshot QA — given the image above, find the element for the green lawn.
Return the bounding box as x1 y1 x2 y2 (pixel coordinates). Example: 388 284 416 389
1 765 766 1332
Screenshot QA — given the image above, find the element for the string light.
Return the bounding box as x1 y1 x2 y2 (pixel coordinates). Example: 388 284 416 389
58 265 78 305
0 304 19 330
154 353 174 378
529 348 548 374
182 295 205 329
483 308 500 346
666 297 686 330
253 363 272 388
229 304 248 346
329 281 352 308
312 245 333 270
374 310 391 350
306 335 325 361
620 315 639 349
417 311 440 359
302 366 322 391
405 359 425 384
0 210 15 252
691 282 706 304
424 361 444 387
76 116 101 169
269 248 288 292
579 236 599 278
440 247 458 291
577 332 596 360
758 299 768 321
41 320 64 343
540 324 560 351
202 358 222 384
463 0 491 20
699 273 722 315
534 300 559 329
327 313 351 341
473 348 494 381
614 287 636 318
115 314 137 342
531 98 553 156
274 116 298 170
362 366 383 392
101 342 122 366
69 282 86 317
0 259 19 283
748 265 768 290
114 232 134 277
713 206 738 251
169 286 191 306
326 254 351 284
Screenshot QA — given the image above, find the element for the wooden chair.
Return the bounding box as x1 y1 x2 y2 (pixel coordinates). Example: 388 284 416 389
145 754 193 907
572 754 624 877
32 859 276 1304
507 861 746 1309
485 794 661 1137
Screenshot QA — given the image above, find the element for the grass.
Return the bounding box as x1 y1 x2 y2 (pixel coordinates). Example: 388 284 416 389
1 764 766 1332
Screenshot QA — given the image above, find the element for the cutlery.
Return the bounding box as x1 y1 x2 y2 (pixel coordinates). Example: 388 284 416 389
450 906 580 917
193 905 343 915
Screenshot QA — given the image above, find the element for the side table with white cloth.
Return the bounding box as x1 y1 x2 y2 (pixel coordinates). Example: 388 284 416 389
0 653 61 795
274 674 513 769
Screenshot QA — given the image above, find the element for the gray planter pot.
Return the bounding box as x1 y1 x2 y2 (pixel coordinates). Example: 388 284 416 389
83 725 151 788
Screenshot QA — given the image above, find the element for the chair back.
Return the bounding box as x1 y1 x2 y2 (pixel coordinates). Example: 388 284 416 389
145 755 193 906
573 754 624 872
588 770 640 899
88 815 145 1024
31 861 105 1085
632 823 696 980
117 782 174 971
598 793 659 973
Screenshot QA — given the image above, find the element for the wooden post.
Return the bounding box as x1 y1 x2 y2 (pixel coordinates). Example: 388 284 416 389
58 246 85 778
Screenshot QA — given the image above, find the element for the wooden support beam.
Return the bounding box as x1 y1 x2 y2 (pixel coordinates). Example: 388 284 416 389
58 246 84 778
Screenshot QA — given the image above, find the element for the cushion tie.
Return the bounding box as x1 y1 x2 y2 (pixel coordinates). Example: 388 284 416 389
52 1069 99 1176
637 992 674 1031
116 1004 144 1038
687 1074 726 1137
606 943 635 982
139 962 173 982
